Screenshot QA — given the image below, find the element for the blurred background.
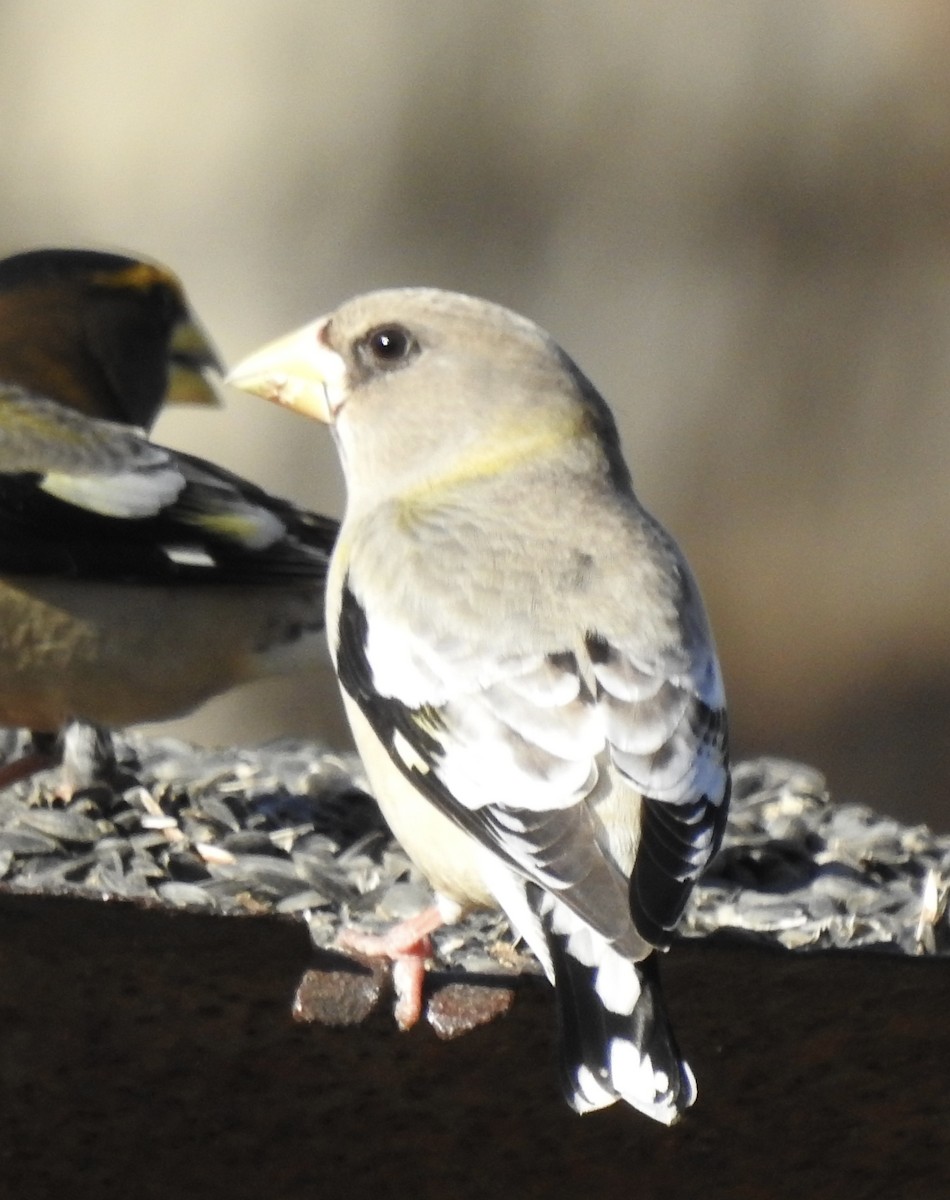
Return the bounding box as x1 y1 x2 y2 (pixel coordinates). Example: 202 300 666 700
0 1 947 827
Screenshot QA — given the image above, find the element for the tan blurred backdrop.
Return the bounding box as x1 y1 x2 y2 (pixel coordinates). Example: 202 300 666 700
1 1 947 827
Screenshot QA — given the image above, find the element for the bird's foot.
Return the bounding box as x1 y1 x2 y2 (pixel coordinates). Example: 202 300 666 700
336 905 446 1030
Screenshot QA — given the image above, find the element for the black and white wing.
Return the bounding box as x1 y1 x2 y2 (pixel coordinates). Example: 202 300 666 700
585 629 729 945
0 387 337 585
336 572 728 948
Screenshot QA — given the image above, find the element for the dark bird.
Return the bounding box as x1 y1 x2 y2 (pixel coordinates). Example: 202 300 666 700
0 249 337 792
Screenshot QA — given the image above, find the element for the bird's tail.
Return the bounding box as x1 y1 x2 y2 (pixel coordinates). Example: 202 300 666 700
540 895 696 1123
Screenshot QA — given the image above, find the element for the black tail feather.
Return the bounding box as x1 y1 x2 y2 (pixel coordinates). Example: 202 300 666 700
543 901 695 1122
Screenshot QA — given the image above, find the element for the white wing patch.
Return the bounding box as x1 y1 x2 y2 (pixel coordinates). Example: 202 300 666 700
40 464 186 517
393 728 430 775
434 694 598 813
165 545 218 569
589 636 727 807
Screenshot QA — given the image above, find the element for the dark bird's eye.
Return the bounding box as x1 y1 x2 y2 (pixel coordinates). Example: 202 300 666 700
362 324 418 369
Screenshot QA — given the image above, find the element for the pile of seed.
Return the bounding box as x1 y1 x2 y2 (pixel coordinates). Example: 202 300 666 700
690 757 950 955
0 733 946 966
0 730 514 974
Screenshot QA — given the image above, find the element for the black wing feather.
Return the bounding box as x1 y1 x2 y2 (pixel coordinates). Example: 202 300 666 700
628 705 729 945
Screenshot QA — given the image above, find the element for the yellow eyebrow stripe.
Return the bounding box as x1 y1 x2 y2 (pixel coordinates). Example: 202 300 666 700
92 262 179 293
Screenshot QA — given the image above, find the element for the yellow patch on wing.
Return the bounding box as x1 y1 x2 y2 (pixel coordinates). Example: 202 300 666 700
410 705 446 743
0 399 96 474
3 403 87 445
184 509 282 550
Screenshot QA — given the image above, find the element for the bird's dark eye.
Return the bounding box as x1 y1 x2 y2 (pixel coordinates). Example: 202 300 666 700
361 324 418 369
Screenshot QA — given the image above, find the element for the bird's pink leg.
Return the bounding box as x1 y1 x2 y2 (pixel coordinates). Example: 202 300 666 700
336 906 446 1030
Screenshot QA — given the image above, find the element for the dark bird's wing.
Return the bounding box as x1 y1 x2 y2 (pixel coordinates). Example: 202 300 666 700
0 387 337 585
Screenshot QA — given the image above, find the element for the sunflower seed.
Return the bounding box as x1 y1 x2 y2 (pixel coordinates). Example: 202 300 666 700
158 881 217 909
276 889 333 914
0 829 60 856
15 808 105 843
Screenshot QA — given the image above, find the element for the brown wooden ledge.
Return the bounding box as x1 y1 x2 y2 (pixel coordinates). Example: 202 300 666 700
0 891 946 1200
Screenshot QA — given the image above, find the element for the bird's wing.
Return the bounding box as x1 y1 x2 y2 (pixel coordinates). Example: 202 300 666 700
585 630 729 945
337 572 726 946
0 388 337 584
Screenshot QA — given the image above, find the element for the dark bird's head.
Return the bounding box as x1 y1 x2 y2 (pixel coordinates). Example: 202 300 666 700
0 247 222 429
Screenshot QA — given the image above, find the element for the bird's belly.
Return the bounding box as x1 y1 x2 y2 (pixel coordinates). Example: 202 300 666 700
343 697 496 910
0 576 322 731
